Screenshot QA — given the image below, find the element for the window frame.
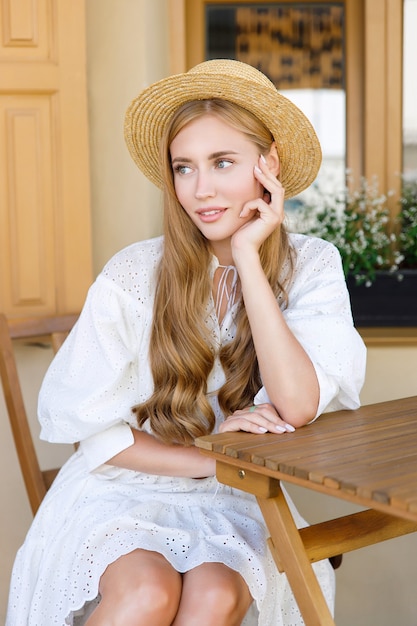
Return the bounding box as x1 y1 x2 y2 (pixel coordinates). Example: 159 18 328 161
169 0 403 216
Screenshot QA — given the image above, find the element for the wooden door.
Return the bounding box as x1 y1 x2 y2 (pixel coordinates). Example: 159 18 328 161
0 0 92 317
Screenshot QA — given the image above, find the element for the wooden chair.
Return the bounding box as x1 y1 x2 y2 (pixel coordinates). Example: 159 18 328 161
0 313 79 515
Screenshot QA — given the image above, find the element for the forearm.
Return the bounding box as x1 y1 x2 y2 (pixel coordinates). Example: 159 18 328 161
236 249 319 425
107 428 216 478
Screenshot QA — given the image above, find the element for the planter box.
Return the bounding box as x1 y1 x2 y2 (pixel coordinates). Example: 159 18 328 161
347 270 417 327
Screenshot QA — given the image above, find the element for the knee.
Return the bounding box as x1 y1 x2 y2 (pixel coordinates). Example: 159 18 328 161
126 578 180 617
100 571 182 624
198 578 244 617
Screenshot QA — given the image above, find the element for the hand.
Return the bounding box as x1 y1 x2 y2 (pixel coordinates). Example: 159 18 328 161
231 154 285 255
218 403 296 435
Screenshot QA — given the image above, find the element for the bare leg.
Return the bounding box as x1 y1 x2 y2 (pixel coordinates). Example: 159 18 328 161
85 549 182 626
172 562 253 626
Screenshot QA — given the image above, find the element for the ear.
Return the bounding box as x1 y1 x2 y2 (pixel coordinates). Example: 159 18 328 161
266 142 280 177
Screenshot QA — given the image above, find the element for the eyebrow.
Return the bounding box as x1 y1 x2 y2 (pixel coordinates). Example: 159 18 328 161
171 150 239 165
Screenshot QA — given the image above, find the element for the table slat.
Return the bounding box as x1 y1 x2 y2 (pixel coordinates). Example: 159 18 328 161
196 397 417 516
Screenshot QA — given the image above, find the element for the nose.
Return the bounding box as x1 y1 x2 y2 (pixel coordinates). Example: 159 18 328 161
194 170 215 199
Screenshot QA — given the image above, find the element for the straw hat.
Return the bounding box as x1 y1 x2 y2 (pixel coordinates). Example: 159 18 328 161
124 59 321 199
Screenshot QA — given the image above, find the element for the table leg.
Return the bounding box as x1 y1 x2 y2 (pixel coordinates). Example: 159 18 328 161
256 485 335 626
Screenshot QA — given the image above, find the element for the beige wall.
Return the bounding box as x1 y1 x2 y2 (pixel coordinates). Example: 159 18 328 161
1 1 417 624
87 0 166 274
361 345 417 405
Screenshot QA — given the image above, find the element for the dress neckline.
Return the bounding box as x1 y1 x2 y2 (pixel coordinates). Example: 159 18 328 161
214 264 239 325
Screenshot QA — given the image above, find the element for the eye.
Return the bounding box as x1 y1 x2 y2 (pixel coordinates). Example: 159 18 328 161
173 164 192 175
216 159 233 170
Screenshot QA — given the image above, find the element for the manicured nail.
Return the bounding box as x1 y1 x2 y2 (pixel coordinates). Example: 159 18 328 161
254 165 262 174
284 423 296 432
260 154 267 164
275 425 287 433
258 426 268 433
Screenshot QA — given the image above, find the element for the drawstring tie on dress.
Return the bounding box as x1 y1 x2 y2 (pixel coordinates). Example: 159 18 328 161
215 265 239 322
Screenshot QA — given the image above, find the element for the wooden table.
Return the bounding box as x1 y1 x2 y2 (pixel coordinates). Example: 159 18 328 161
196 396 417 626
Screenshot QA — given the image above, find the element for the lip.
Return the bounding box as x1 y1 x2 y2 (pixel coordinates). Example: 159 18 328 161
196 207 227 223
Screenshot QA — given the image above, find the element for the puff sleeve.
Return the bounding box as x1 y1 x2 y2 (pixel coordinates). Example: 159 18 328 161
38 240 161 471
254 234 366 417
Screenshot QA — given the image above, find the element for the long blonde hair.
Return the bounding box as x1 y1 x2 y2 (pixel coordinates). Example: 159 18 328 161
133 99 294 444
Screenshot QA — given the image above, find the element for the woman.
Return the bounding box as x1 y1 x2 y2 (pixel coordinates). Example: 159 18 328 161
7 59 366 625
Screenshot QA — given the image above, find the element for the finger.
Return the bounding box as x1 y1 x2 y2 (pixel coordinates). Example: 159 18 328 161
238 197 269 219
244 405 296 433
252 182 284 224
254 161 285 202
219 417 280 434
263 188 272 204
219 413 294 435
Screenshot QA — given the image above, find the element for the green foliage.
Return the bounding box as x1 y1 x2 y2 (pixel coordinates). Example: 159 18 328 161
398 179 417 269
296 175 417 286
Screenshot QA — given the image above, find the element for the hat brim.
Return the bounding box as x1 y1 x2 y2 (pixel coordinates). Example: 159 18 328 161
124 69 321 199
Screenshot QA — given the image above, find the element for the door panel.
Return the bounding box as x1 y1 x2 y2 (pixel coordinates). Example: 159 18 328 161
0 0 92 317
1 96 55 309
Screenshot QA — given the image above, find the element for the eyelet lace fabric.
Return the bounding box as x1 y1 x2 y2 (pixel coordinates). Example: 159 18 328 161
6 234 366 625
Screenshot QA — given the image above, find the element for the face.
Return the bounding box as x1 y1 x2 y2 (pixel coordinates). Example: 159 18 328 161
170 114 264 260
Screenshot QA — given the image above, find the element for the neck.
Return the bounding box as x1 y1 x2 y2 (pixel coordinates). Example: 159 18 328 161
210 240 233 266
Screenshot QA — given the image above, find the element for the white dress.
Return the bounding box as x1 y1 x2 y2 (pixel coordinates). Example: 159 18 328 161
6 233 366 626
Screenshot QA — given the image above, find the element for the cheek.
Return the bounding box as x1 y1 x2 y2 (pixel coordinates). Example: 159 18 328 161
173 178 187 205
231 171 261 200
174 180 195 217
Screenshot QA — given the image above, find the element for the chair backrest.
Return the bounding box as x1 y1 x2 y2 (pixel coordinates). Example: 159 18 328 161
0 313 79 515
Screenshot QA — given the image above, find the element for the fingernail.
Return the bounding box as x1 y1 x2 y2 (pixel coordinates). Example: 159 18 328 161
285 423 296 432
260 154 267 164
258 426 268 433
254 165 262 174
275 425 287 433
